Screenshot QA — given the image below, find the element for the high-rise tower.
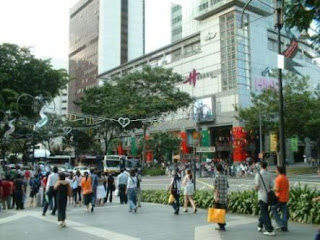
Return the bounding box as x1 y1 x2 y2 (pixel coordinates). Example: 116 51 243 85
68 0 145 113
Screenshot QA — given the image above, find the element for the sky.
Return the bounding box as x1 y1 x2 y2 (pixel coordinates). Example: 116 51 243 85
0 0 180 70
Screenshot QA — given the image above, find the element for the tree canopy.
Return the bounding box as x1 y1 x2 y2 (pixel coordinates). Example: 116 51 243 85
0 43 69 117
78 66 193 159
236 72 319 151
285 0 320 45
79 66 193 125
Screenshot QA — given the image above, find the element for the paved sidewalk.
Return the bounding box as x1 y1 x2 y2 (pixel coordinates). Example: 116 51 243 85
0 202 318 240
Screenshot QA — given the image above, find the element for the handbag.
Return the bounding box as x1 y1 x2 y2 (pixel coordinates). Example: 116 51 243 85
208 208 226 223
168 194 175 204
257 170 278 205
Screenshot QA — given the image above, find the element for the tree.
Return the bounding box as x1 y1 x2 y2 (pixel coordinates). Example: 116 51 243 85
236 72 318 162
285 0 320 45
146 132 181 162
0 43 69 161
305 84 320 159
0 43 69 117
78 66 193 161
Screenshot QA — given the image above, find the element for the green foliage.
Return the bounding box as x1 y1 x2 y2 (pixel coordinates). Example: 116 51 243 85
142 166 165 176
0 43 69 117
236 72 319 152
146 132 181 162
288 184 320 224
284 0 320 45
228 190 259 215
142 185 320 224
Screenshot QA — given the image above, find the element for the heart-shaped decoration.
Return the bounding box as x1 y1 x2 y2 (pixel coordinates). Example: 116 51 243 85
26 134 33 140
63 127 72 134
118 117 130 128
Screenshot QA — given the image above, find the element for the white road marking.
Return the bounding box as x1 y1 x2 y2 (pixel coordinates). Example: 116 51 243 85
0 210 140 240
0 214 27 225
26 211 140 240
194 215 257 240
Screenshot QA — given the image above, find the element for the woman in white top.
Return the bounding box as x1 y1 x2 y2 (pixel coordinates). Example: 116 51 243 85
182 169 197 213
126 169 138 213
96 172 106 206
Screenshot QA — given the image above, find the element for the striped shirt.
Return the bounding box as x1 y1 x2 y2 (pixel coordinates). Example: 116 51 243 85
214 173 229 204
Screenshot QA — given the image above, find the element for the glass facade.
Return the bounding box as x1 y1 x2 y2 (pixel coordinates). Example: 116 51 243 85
69 0 99 113
220 11 251 91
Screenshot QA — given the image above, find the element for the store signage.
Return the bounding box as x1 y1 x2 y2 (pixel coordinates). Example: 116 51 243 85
183 69 200 87
254 77 277 91
196 146 216 153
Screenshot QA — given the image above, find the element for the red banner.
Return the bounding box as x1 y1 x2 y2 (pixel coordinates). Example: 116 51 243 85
180 131 188 154
232 126 247 162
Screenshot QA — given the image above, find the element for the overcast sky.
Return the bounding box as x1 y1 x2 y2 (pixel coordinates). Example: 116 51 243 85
0 0 178 69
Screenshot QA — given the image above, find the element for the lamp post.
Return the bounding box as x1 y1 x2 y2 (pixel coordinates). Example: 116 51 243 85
275 0 286 173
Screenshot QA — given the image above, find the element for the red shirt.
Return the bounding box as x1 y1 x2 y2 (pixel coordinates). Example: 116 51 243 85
25 170 31 178
1 180 13 197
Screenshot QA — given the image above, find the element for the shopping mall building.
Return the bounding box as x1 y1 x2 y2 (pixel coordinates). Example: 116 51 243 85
98 0 320 163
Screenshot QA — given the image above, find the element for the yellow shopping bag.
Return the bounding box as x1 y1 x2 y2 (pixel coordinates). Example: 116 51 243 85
168 194 175 204
207 208 226 223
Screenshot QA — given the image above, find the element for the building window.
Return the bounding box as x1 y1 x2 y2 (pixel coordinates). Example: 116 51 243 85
220 11 251 91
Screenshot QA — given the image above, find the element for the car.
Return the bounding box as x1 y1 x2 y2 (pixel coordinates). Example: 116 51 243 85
73 166 90 176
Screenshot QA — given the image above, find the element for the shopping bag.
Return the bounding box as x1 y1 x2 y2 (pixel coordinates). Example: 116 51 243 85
114 189 119 196
168 194 175 204
207 208 226 223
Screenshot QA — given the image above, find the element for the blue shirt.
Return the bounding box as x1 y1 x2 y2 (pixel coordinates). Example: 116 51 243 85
117 172 128 186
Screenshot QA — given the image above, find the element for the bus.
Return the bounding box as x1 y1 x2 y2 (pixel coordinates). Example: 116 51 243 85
103 155 125 174
103 155 141 174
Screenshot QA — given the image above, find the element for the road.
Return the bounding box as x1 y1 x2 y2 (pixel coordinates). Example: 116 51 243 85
141 172 320 192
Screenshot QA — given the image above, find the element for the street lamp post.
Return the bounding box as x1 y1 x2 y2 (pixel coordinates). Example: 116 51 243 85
275 0 286 173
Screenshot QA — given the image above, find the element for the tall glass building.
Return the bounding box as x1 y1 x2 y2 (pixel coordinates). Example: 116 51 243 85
68 0 145 113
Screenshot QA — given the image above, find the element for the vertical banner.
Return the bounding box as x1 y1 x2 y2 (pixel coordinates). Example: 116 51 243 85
201 129 209 147
232 126 247 162
145 132 152 163
130 137 137 155
291 136 298 152
270 133 278 152
180 131 188 154
117 144 123 155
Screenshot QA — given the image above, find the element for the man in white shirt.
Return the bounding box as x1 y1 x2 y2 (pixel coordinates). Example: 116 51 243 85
42 166 59 216
255 161 275 236
117 169 128 204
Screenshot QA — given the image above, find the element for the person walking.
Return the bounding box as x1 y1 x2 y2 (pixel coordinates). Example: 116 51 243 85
169 169 181 215
81 172 93 212
105 173 115 203
75 170 82 206
42 166 59 216
255 161 275 236
1 176 13 210
54 172 71 227
90 169 99 210
135 168 142 207
271 166 289 232
96 172 106 206
13 174 26 210
41 172 50 207
71 172 78 206
117 169 128 204
29 174 41 207
213 163 229 231
182 169 197 213
126 169 138 213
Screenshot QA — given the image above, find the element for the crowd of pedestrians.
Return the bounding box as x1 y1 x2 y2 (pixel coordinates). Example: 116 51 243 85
0 161 319 239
